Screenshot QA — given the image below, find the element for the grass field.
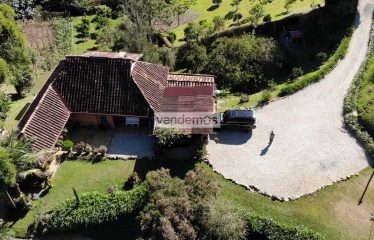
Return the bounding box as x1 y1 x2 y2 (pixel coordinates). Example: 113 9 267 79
172 0 324 44
198 163 374 240
12 159 137 237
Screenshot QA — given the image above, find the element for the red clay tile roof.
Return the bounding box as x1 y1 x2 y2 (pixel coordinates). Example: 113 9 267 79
167 74 215 87
132 61 169 112
160 86 215 134
19 53 216 150
53 57 152 116
22 86 70 151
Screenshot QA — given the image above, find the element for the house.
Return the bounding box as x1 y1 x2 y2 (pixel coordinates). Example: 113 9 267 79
18 52 216 151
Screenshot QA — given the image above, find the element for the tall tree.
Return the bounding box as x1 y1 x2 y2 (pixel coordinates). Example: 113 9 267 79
231 0 242 12
171 0 197 26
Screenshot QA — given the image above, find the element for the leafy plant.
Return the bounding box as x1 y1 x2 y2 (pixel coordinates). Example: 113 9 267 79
44 184 149 233
289 67 304 81
62 140 74 149
98 145 107 156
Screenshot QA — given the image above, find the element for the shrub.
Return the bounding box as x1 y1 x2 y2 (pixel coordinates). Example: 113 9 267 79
239 93 249 103
166 31 177 43
98 145 107 156
260 90 271 103
153 128 191 149
85 144 92 153
245 213 325 240
289 67 304 81
279 35 351 96
44 184 149 233
315 52 328 64
263 14 271 22
95 5 112 17
0 58 10 84
74 141 85 154
62 140 73 149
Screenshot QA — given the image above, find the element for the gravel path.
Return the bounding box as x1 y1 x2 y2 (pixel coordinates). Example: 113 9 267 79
207 0 374 200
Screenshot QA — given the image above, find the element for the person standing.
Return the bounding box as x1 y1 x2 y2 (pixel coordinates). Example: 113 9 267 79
269 131 275 144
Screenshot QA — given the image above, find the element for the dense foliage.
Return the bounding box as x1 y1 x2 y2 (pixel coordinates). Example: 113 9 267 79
153 128 191 149
0 93 11 127
139 168 221 239
44 184 149 233
206 34 279 93
0 3 33 96
279 35 351 96
344 22 374 160
245 213 325 240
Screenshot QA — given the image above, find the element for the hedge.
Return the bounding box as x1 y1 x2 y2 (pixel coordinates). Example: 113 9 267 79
45 184 149 233
279 34 352 96
245 213 325 240
343 16 374 161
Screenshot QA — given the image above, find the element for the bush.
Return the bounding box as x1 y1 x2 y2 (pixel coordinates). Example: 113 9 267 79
289 67 304 81
0 58 10 84
279 35 351 96
245 213 325 240
260 90 271 103
44 184 149 233
263 14 271 22
166 31 177 43
153 128 191 149
62 140 74 149
74 141 85 154
343 22 374 161
239 93 249 103
95 5 112 17
315 52 328 64
98 145 107 156
85 144 92 153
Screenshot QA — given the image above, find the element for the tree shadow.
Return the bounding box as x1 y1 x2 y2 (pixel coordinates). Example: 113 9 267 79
207 5 219 11
75 39 85 44
358 169 374 205
225 11 236 20
275 11 288 17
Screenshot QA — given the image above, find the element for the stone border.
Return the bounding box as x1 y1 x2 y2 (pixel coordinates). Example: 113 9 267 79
206 14 374 202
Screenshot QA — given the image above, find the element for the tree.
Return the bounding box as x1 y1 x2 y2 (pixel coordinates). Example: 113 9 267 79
11 66 33 97
176 42 208 73
75 17 90 40
9 0 35 20
0 93 11 127
231 0 242 12
171 0 197 26
0 58 10 84
213 16 225 31
96 26 116 51
284 0 297 13
207 34 278 93
248 3 264 27
212 0 223 6
0 149 17 187
0 4 32 92
184 22 203 42
139 168 219 240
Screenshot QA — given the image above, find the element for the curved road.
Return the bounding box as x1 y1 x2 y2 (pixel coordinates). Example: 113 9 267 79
207 0 374 200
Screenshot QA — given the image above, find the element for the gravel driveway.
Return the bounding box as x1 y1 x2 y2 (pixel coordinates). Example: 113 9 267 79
207 0 374 200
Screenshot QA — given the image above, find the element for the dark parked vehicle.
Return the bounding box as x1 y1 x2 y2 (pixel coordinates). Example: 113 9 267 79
220 109 256 130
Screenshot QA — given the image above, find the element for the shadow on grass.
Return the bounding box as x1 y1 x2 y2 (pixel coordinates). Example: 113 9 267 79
358 169 374 205
225 10 236 20
207 5 219 11
134 158 196 180
276 11 288 17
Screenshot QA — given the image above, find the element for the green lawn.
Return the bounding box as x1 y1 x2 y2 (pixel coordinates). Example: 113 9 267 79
172 0 324 44
217 83 287 112
198 163 374 240
12 159 137 237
